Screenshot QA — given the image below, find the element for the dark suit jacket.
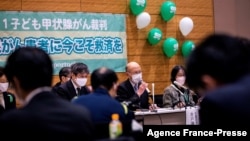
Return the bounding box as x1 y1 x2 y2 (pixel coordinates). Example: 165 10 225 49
116 79 149 111
55 80 91 101
200 75 250 127
51 81 61 93
0 92 16 115
0 91 94 140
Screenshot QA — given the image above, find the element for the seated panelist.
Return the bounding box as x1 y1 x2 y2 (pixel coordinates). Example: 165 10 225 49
116 62 150 111
162 65 195 108
55 62 91 101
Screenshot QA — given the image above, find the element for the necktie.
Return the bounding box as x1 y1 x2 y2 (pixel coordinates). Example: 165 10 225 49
76 88 81 96
134 84 138 93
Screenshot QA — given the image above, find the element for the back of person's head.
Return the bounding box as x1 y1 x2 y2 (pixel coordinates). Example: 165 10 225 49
91 67 118 91
59 67 71 81
4 47 53 91
170 65 186 84
71 62 89 75
186 33 250 91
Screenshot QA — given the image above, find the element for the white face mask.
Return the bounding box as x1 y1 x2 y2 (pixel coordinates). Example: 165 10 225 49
0 82 9 92
131 73 142 84
176 76 186 86
75 78 87 87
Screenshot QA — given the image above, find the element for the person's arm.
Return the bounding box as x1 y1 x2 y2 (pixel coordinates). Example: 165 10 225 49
163 86 185 108
55 86 70 100
162 88 173 108
189 93 196 106
185 89 196 106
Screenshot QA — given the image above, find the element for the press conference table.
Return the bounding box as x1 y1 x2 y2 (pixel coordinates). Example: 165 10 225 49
134 108 186 125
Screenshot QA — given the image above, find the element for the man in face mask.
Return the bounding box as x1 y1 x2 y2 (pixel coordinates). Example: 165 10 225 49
116 61 150 111
0 66 16 115
55 62 91 101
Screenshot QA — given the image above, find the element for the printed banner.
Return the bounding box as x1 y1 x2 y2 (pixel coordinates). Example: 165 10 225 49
186 106 200 125
0 11 127 74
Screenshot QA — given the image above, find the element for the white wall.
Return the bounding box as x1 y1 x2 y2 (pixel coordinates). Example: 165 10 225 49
214 0 250 39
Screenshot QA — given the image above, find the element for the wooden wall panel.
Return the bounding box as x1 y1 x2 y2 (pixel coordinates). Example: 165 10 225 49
22 0 81 11
143 0 166 15
80 0 128 13
175 0 213 16
176 15 214 40
1 0 214 97
0 0 21 10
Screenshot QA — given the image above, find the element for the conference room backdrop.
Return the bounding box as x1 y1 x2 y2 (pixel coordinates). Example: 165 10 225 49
0 0 214 97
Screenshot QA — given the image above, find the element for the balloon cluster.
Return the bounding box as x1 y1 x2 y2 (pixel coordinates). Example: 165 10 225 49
162 38 195 58
130 0 150 29
129 0 195 58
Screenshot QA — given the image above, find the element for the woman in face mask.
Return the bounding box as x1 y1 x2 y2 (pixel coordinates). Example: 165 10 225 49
0 66 16 115
162 65 196 108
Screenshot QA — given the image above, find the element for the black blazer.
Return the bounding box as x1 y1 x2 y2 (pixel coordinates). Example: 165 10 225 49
116 79 149 111
55 80 91 101
0 91 94 140
0 92 16 115
200 75 250 127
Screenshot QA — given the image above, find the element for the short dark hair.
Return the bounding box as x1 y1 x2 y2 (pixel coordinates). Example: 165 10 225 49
186 34 250 90
170 65 186 83
4 47 53 91
59 67 71 81
71 62 89 75
91 67 118 90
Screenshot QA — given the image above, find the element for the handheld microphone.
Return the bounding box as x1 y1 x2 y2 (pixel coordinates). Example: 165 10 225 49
122 101 132 106
173 81 188 90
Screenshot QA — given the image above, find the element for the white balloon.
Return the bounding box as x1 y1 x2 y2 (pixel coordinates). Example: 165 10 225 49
136 12 151 29
179 17 194 36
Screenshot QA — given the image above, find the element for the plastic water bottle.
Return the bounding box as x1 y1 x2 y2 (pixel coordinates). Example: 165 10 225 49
109 113 123 139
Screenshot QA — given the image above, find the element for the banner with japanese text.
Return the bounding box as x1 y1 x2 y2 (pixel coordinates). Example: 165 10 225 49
0 11 127 74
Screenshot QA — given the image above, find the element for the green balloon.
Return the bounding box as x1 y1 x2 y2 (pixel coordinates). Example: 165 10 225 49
163 37 178 58
181 40 195 57
130 0 147 16
160 1 176 22
147 28 163 45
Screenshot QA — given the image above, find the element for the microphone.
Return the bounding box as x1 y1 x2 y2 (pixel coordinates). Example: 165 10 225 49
122 101 132 106
173 81 188 90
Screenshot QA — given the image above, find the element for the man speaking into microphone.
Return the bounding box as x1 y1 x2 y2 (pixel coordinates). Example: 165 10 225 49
116 61 150 111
